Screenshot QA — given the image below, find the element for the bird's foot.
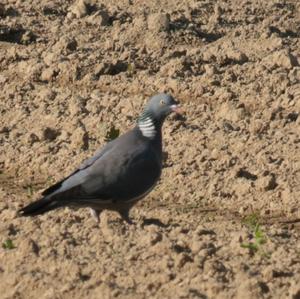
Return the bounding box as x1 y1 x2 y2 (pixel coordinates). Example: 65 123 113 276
123 217 135 225
118 210 135 225
90 208 102 224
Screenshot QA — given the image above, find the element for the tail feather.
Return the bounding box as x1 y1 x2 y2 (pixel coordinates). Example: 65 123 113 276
19 197 61 216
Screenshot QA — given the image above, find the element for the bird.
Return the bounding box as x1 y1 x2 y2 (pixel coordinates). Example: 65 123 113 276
19 93 182 224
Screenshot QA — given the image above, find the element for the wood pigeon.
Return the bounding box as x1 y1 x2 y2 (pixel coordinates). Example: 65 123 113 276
19 93 181 224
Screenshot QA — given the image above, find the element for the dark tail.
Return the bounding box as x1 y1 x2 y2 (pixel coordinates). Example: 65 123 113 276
18 197 61 216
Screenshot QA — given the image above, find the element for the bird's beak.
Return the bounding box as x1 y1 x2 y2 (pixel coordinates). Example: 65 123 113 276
170 104 183 114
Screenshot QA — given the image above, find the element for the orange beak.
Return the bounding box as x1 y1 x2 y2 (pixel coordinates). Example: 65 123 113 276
170 105 183 114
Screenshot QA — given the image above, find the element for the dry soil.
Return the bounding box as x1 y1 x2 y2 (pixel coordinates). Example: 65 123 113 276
1 0 300 298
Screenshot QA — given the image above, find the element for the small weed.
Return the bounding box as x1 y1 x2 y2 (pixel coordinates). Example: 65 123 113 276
23 184 35 197
127 63 135 75
105 125 120 142
242 213 260 230
27 184 34 197
2 239 16 250
47 176 55 184
45 176 56 188
241 213 268 256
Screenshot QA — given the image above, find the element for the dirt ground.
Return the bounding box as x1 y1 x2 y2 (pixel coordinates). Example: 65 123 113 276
0 0 300 298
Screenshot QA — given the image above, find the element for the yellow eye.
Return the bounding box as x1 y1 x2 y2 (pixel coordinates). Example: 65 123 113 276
160 99 165 106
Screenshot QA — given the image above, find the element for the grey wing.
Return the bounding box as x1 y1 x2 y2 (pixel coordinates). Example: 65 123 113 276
42 139 117 197
81 144 162 202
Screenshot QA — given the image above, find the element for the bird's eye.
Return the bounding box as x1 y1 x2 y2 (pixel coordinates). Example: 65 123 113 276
160 99 165 106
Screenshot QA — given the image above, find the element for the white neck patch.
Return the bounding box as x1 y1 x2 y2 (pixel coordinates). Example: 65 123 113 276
138 117 156 139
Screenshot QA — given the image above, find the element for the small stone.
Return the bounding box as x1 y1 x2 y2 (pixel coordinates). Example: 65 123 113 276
204 64 216 76
190 239 203 253
68 0 88 19
226 50 248 64
71 127 89 150
86 10 110 26
210 148 219 160
69 95 86 116
86 99 102 114
40 67 58 82
43 52 58 66
264 50 298 69
147 13 170 33
216 102 246 122
90 89 102 100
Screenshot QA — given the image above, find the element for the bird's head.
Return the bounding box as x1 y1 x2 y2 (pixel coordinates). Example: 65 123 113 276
143 93 181 123
138 93 182 139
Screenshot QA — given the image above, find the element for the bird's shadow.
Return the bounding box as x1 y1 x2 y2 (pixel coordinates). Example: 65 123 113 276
141 217 169 228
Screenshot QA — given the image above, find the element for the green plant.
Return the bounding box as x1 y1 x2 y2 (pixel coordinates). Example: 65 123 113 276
105 125 120 142
27 184 34 197
47 176 55 184
241 213 268 256
2 239 16 250
127 63 135 75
